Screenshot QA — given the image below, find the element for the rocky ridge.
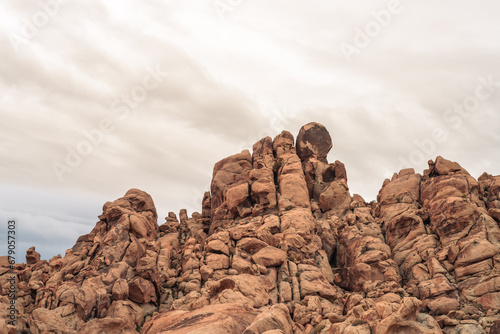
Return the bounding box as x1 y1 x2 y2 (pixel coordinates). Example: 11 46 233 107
1 122 500 334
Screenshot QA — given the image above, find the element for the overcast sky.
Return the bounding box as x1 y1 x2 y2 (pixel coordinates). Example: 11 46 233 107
1 0 499 260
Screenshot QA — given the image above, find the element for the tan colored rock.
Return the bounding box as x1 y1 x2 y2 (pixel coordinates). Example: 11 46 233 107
279 281 292 302
319 180 351 215
250 172 277 215
343 323 371 334
200 265 214 280
278 172 311 210
0 256 10 268
111 278 129 301
336 263 375 292
251 137 277 214
207 239 230 256
375 300 399 319
385 213 426 252
210 150 252 219
328 312 346 324
0 319 6 334
455 259 493 280
216 288 254 306
54 280 109 322
303 158 348 204
273 132 311 210
273 131 296 158
449 323 486 334
141 303 258 334
182 254 199 272
102 262 130 285
122 234 146 267
426 257 447 278
29 308 75 334
243 304 293 334
101 188 158 241
238 238 269 255
488 208 500 222
426 297 459 315
129 214 155 241
479 292 500 311
454 239 498 268
231 255 254 274
106 300 144 329
8 127 500 334
300 267 339 299
432 156 465 175
378 172 421 206
206 253 230 270
471 276 500 296
233 274 272 308
226 183 252 218
412 264 431 281
417 274 454 300
77 318 137 334
26 246 41 265
280 208 315 236
374 298 442 334
252 246 287 267
491 320 500 334
128 276 156 304
202 191 212 219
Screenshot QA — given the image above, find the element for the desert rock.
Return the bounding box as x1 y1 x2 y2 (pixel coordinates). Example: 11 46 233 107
1 125 499 334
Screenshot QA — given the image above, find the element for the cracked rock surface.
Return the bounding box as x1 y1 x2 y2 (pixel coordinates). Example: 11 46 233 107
1 122 500 334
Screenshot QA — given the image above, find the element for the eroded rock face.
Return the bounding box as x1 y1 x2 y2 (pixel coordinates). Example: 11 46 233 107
274 131 311 211
0 189 161 333
251 137 278 216
1 125 499 334
210 150 253 221
141 303 258 334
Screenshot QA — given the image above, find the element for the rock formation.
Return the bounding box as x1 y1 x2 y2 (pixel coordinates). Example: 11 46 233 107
1 122 499 334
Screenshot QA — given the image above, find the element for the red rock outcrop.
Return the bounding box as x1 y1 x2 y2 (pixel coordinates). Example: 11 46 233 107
1 123 499 334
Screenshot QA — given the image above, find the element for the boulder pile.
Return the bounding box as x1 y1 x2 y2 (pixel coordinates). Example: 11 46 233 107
1 122 499 333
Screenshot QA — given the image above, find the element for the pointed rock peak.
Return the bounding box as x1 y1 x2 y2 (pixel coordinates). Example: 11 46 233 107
296 122 332 163
252 136 273 159
99 188 158 228
272 130 295 157
212 150 252 176
26 246 41 265
123 188 158 219
427 156 468 176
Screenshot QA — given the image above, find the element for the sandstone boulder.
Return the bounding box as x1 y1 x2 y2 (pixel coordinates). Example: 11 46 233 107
243 304 293 334
319 180 351 215
141 303 258 334
252 246 287 267
77 318 137 334
374 298 442 334
128 276 156 304
251 137 278 214
211 150 252 219
296 122 332 162
26 246 41 265
29 308 75 334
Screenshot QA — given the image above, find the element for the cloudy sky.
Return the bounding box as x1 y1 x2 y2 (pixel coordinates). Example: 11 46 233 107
1 0 499 260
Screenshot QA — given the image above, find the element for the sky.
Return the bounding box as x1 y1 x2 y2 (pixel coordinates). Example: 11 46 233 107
1 0 499 260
